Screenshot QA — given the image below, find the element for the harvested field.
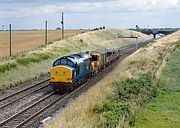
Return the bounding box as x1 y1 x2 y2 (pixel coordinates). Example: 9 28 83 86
0 30 87 58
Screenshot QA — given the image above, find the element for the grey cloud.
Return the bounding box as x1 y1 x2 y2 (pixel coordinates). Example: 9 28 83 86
0 0 179 29
0 0 115 4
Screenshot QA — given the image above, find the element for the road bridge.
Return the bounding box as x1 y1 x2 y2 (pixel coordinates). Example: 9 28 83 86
130 28 179 38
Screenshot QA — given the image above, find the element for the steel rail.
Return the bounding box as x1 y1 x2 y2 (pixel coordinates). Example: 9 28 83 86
0 91 55 127
15 93 68 128
0 79 50 103
0 83 50 109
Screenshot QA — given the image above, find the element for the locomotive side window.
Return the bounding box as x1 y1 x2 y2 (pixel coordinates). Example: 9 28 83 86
67 60 74 67
61 59 67 65
77 66 80 75
92 55 98 61
53 59 61 67
83 63 87 71
107 52 112 57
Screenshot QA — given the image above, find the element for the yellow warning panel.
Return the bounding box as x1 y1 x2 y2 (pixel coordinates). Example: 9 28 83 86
50 65 73 83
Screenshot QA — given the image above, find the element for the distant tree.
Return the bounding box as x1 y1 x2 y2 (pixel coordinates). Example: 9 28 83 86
94 28 99 31
103 26 106 29
135 25 140 30
56 27 61 30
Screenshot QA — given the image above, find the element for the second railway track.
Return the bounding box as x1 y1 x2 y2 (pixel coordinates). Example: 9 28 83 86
0 79 50 107
0 91 65 128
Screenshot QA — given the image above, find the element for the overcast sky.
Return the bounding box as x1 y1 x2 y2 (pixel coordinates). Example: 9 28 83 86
0 0 179 30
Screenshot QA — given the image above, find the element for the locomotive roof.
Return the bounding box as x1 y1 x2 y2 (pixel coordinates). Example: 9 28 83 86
61 53 90 64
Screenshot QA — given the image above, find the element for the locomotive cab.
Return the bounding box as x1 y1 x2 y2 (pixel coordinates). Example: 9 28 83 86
50 57 76 83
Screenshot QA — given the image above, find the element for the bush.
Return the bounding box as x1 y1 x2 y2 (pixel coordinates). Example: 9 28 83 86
94 100 125 128
17 53 51 65
37 53 51 60
114 74 152 99
17 57 39 65
0 63 17 73
93 74 157 128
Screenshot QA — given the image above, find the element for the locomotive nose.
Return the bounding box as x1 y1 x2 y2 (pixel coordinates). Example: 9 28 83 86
50 66 73 83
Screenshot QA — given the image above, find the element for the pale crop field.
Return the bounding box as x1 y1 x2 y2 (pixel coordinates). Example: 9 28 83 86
0 30 87 58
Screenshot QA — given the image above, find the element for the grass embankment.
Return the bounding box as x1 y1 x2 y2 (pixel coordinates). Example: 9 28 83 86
0 29 150 91
135 44 180 128
45 31 180 128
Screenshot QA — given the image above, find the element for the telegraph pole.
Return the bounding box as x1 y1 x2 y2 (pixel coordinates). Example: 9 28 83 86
61 12 64 39
45 20 48 45
9 24 12 57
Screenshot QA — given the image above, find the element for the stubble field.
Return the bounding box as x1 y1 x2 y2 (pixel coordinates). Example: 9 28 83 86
0 30 87 58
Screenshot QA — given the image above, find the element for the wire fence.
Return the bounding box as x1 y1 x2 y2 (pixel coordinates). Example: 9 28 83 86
0 30 59 60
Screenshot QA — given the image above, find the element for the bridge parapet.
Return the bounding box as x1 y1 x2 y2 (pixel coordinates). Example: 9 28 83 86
129 28 179 38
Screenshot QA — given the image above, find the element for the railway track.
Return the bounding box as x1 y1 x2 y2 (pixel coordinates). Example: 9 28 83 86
0 40 153 128
0 92 67 128
0 79 50 109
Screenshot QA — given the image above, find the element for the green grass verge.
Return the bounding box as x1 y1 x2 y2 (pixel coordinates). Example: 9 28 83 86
135 45 180 128
16 53 51 65
93 74 157 128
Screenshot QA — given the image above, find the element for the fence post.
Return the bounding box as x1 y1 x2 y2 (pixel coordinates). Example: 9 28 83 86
45 20 48 45
61 12 64 39
9 24 12 57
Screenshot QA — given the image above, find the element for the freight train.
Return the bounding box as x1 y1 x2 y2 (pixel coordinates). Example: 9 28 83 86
50 49 121 93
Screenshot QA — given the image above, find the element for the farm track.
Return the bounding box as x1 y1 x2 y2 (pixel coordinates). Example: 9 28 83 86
0 39 153 128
